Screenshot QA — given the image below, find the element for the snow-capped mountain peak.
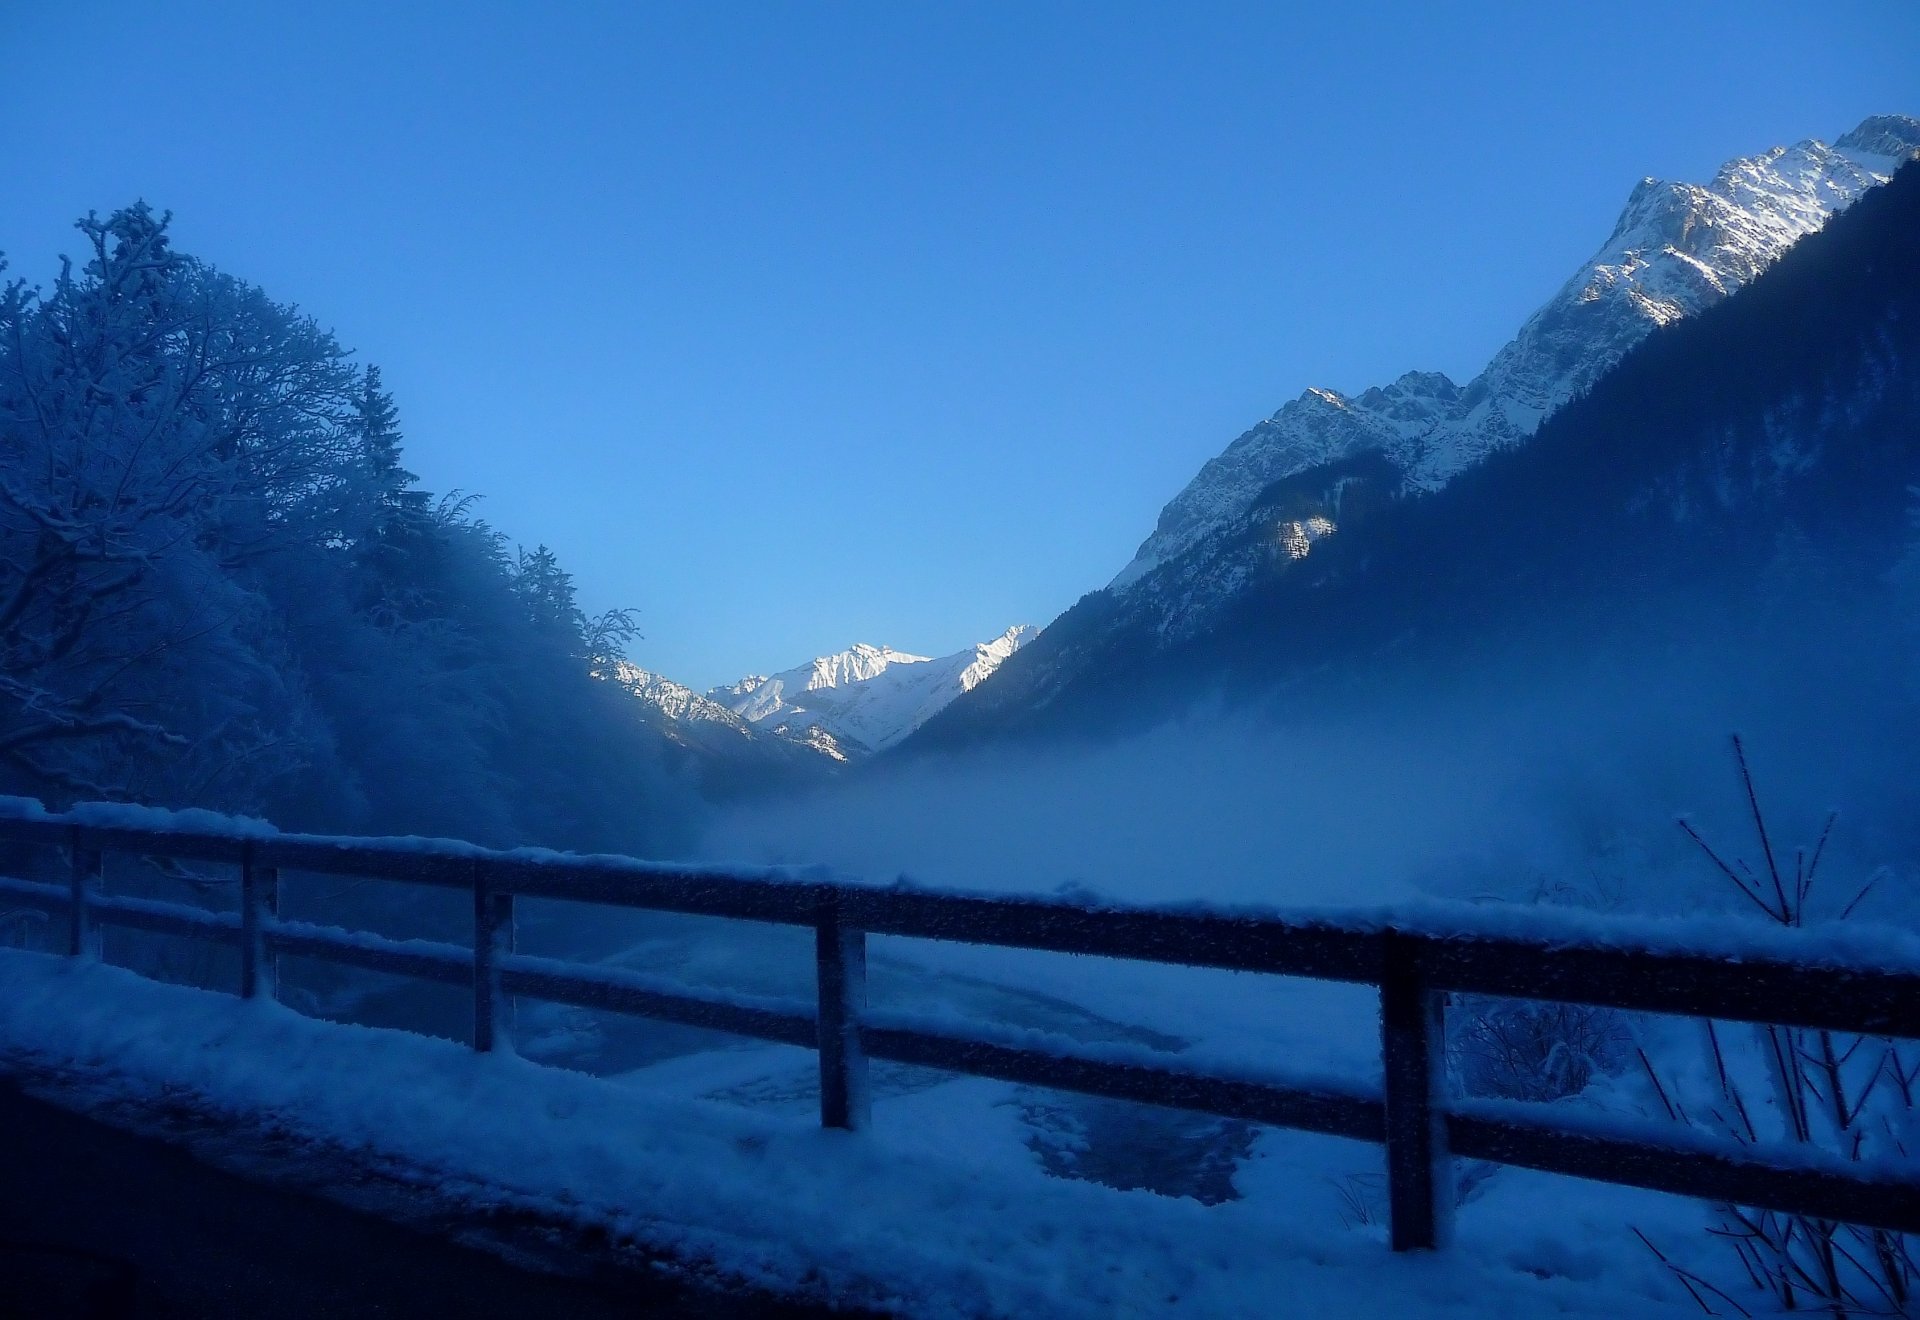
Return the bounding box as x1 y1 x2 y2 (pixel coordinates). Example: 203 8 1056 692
798 643 933 691
610 662 740 729
1835 114 1920 168
608 661 858 773
1109 114 1920 593
709 642 929 730
712 627 1040 754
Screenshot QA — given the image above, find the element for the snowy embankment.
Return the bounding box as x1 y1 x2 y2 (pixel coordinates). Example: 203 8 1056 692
0 947 1703 1318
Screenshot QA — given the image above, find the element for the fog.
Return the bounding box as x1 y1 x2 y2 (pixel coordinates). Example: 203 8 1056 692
698 593 1920 929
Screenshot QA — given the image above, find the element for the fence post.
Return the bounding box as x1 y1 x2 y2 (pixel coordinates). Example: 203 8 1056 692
239 841 279 1001
67 825 101 959
815 889 869 1130
1380 929 1450 1251
472 860 515 1053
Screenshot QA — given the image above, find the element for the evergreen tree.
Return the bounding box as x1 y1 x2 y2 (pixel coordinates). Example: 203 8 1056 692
358 365 413 494
513 544 582 643
352 363 439 620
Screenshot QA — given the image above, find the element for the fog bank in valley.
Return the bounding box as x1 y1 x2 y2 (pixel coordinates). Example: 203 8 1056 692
697 605 1920 926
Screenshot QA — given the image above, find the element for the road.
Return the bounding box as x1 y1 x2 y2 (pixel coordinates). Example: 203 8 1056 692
0 1080 852 1319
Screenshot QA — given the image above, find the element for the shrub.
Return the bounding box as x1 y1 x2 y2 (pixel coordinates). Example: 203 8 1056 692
1640 736 1916 1317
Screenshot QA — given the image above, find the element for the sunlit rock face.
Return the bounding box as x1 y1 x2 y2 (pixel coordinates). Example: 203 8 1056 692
1277 516 1336 561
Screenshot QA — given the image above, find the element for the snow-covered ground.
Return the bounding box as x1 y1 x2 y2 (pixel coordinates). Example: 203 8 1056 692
0 945 1721 1318
4 783 1911 1315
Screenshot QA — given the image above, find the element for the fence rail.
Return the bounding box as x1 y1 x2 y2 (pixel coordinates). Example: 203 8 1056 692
0 803 1916 1252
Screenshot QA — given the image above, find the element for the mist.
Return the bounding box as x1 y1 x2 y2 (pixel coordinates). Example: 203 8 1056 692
697 579 1920 929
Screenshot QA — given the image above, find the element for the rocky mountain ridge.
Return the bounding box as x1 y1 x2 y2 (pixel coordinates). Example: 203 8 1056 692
610 626 1040 792
901 117 1920 753
1112 115 1920 596
713 626 1040 754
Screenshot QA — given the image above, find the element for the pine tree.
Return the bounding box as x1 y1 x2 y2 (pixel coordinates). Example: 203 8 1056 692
352 363 438 620
359 365 415 495
513 544 582 643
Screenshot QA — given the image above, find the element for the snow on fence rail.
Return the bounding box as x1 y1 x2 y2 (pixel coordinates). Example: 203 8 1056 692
0 799 1915 1253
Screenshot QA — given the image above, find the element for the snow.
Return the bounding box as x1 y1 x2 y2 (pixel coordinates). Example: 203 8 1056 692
504 947 815 1025
67 797 281 839
0 793 846 888
0 947 1705 1317
711 626 1042 755
857 1000 1386 1112
1451 1093 1920 1186
25 792 1920 987
608 662 854 765
7 795 1912 1314
1277 514 1336 560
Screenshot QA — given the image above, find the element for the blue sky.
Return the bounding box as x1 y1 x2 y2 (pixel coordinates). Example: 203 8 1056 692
2 2 1914 689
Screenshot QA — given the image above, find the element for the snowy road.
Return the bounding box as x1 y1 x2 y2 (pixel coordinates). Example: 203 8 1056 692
0 1078 845 1318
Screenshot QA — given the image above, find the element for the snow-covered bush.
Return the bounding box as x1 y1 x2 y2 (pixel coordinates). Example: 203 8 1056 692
1642 737 1916 1316
1451 995 1629 1103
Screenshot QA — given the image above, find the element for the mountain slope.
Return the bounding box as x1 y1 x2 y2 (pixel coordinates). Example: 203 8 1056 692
903 118 1920 752
1114 116 1919 595
910 158 1920 750
711 644 933 733
609 663 853 796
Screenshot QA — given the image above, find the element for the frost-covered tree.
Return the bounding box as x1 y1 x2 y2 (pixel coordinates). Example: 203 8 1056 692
0 204 329 801
357 365 411 492
512 543 579 641
0 203 688 859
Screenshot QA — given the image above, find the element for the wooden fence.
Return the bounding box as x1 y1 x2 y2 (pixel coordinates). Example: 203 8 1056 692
0 803 1914 1252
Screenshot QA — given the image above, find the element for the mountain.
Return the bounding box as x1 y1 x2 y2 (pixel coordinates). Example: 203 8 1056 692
609 663 854 795
713 627 1040 754
907 128 1920 753
1112 115 1920 596
606 625 1039 792
710 644 933 732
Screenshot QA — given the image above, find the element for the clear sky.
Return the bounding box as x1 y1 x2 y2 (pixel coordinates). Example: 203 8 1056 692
1 2 1914 689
